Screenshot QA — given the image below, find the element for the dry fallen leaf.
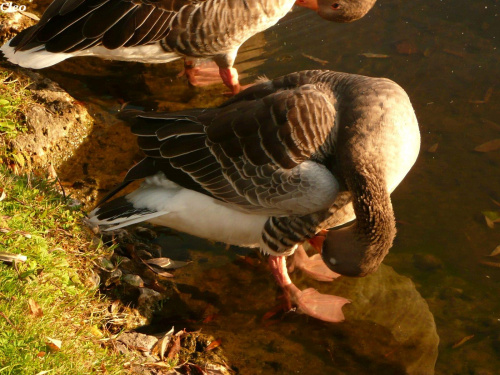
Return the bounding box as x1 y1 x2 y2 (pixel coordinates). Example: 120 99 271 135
483 211 500 229
481 118 500 130
0 251 28 263
301 53 329 66
143 362 172 369
452 334 474 349
204 363 232 375
205 338 222 351
480 261 500 268
443 49 465 58
145 258 172 268
0 188 5 202
427 143 439 153
0 228 31 239
489 245 500 257
359 53 390 58
158 326 175 361
474 139 500 152
46 337 62 352
485 215 495 229
28 298 43 318
167 335 181 359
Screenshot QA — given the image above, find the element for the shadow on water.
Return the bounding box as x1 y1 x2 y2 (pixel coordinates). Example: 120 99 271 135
28 0 500 373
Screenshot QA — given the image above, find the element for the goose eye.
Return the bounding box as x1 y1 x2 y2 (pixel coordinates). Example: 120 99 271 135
331 3 341 9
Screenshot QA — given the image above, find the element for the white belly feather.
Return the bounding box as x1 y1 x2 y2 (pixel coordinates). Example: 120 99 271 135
128 175 268 248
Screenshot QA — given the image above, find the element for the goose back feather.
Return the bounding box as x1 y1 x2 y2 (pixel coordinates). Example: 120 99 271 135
89 70 420 261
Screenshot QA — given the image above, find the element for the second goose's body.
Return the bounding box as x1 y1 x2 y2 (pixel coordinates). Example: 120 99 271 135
1 0 377 93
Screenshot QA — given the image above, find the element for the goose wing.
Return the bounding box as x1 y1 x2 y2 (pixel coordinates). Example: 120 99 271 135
10 0 199 52
117 75 340 216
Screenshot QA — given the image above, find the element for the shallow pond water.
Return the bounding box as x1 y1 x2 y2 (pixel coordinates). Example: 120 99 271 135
35 0 500 374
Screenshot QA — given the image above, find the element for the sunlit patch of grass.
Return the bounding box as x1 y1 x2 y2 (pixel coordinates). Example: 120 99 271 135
0 69 32 166
0 70 30 136
0 168 129 374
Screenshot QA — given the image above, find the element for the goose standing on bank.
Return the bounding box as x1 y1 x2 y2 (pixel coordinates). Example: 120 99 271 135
1 0 377 95
88 70 420 322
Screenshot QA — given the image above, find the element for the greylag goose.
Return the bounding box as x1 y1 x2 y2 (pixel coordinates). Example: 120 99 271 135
1 0 377 94
87 70 420 322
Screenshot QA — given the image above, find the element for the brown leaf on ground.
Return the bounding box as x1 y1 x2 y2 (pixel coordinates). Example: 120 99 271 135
145 258 191 270
359 53 390 58
0 252 28 263
481 118 500 130
427 143 439 153
167 335 181 359
443 49 465 58
158 327 175 361
482 211 500 228
474 139 500 152
145 258 172 268
479 261 500 268
127 244 174 278
452 334 474 348
143 362 172 369
301 53 329 65
489 245 500 257
485 215 494 229
46 337 62 352
28 298 43 317
205 338 222 352
0 228 31 239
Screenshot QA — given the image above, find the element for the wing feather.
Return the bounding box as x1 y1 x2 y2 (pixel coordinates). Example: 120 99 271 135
13 0 192 52
106 73 339 218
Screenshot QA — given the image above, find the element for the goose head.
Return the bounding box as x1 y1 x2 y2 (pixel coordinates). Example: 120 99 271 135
321 219 396 277
314 0 378 23
321 166 397 277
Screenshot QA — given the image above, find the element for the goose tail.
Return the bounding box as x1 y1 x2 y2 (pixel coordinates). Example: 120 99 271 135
1 29 74 69
87 195 168 232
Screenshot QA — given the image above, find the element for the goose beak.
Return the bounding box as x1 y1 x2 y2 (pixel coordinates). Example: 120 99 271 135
307 229 329 253
295 0 319 11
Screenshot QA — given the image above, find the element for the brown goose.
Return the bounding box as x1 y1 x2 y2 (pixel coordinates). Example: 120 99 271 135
87 70 420 322
1 0 377 94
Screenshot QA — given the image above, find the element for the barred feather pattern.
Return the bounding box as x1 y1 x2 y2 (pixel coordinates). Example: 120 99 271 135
98 70 419 256
10 0 295 64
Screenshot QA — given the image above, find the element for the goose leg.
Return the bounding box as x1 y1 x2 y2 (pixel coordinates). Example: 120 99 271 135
268 255 349 323
291 245 341 282
180 59 223 87
218 67 241 95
